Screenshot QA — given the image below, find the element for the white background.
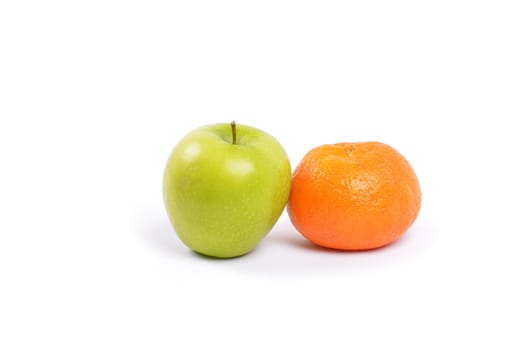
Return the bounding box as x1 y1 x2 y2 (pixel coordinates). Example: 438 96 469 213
1 1 524 349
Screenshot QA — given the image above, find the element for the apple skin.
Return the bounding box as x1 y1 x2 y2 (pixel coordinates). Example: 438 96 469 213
163 123 291 258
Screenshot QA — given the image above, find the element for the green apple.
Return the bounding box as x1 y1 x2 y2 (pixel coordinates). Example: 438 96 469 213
163 122 291 258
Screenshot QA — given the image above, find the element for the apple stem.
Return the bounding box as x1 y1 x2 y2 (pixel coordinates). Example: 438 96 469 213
231 120 237 145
